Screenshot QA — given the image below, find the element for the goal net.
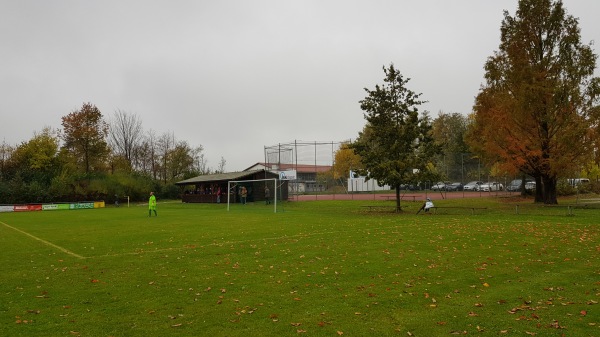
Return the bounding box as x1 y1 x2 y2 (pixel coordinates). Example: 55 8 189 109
227 178 278 213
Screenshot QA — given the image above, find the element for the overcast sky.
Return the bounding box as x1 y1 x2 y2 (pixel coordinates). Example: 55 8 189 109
2 1 599 172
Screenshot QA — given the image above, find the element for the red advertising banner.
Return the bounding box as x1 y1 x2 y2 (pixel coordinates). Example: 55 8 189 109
14 205 43 212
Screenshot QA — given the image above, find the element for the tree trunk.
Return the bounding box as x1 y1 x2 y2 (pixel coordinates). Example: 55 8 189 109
520 175 527 196
534 176 544 203
542 175 558 204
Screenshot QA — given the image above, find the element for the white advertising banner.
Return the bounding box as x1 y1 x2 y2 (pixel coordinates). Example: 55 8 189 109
279 170 297 180
0 205 14 212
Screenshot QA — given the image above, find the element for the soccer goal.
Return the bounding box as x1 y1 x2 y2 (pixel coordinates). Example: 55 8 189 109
227 178 278 212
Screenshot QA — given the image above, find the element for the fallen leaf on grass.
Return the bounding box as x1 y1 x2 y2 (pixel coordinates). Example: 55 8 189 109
549 320 564 329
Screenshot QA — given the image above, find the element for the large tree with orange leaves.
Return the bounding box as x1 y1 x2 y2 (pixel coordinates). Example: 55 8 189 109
61 102 110 174
467 0 600 204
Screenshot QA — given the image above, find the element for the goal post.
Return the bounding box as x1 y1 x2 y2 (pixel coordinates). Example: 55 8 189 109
227 178 278 213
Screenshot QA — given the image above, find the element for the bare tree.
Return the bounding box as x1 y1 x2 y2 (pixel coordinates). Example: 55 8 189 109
108 109 144 166
216 156 226 173
197 153 209 175
134 129 159 179
157 131 176 183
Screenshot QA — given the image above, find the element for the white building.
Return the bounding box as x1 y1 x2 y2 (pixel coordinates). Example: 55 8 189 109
347 170 391 192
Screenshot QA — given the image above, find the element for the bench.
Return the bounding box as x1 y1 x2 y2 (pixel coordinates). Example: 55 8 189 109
380 195 419 202
429 206 487 215
361 205 401 212
541 204 578 216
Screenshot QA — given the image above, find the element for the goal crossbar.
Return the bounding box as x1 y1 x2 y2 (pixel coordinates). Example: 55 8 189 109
227 178 278 213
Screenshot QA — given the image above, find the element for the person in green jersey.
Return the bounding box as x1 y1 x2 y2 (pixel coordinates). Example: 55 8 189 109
148 191 157 216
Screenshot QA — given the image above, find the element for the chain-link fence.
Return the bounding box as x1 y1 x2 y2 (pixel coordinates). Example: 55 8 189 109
263 144 598 197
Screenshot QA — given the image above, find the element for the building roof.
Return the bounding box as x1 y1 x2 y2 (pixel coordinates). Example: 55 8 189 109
175 170 274 185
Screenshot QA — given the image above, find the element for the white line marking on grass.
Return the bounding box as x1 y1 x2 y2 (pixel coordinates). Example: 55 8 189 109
0 221 86 259
91 230 360 259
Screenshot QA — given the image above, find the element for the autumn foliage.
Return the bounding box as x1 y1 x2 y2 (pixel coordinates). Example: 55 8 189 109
467 0 600 204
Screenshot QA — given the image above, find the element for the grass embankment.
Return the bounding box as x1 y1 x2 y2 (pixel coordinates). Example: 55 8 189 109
0 197 598 336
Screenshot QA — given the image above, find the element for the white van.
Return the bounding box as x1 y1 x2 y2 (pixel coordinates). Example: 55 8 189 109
567 178 590 186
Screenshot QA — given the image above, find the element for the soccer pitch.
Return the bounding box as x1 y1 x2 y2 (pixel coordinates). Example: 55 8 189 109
1 199 599 336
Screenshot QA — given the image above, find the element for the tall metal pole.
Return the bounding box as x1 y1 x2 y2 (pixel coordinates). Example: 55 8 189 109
461 153 464 198
314 141 317 200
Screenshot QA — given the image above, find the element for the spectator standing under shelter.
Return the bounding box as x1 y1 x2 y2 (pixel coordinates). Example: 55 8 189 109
240 186 247 205
265 186 271 205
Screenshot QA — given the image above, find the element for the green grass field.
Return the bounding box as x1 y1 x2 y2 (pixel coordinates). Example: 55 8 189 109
1 197 599 336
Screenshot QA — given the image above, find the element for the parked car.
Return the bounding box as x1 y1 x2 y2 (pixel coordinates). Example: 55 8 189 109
446 182 464 191
507 179 533 192
431 182 447 191
525 181 536 191
480 182 504 192
506 179 520 192
567 178 590 187
463 181 483 191
400 183 421 191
